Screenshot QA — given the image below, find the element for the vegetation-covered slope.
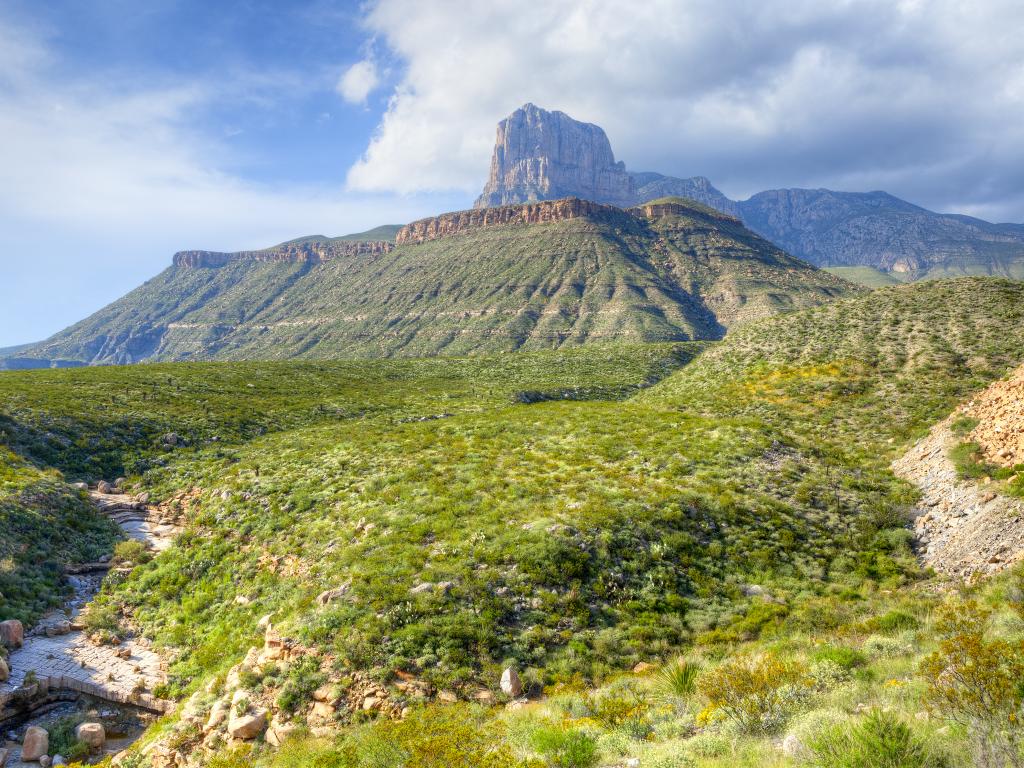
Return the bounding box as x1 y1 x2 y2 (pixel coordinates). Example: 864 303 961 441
5 278 1024 767
21 199 854 365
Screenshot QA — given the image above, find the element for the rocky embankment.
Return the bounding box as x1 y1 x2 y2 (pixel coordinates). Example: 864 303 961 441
961 365 1024 466
893 415 1024 579
0 482 183 764
173 240 393 269
136 617 528 767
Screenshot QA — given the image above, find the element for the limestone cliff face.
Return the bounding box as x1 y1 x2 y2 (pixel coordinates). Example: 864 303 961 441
397 198 630 245
474 104 636 209
173 240 393 269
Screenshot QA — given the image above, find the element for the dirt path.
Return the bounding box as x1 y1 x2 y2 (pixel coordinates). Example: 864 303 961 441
0 492 179 716
892 416 1024 579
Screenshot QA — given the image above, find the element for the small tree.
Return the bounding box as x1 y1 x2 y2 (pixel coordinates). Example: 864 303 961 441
920 600 1024 768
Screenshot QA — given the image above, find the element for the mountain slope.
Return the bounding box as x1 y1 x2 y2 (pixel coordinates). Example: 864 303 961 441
21 197 855 365
737 188 1024 276
475 104 1024 277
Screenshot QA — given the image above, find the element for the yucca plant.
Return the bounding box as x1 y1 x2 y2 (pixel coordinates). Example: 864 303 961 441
656 659 701 699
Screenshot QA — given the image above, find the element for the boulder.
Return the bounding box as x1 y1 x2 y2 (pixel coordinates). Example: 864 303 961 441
206 700 228 731
311 701 335 719
22 726 49 761
75 722 105 750
0 747 8 767
0 619 24 648
39 756 52 768
52 758 67 767
227 711 266 740
256 614 273 632
265 719 298 748
316 582 351 606
0 656 9 682
96 481 112 494
45 620 72 638
500 667 523 697
632 662 656 674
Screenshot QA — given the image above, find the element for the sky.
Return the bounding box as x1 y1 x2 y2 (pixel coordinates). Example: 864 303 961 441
1 0 1023 347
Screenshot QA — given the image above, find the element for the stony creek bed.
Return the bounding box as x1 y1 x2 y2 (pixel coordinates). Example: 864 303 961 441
0 490 179 765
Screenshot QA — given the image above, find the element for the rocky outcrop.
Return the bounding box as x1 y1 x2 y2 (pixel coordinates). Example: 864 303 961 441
173 240 393 269
475 104 636 209
961 365 1024 467
893 415 1024 579
397 197 631 245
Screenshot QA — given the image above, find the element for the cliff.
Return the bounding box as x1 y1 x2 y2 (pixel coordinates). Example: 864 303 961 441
474 104 636 209
173 240 393 268
397 198 632 245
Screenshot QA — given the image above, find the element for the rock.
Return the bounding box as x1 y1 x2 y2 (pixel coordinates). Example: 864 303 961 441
0 656 8 682
39 755 52 768
473 690 496 705
311 701 336 719
136 492 150 504
409 582 435 595
312 684 337 703
474 104 635 209
227 711 266 740
45 620 72 637
52 757 67 766
206 700 228 731
362 696 380 711
114 477 127 489
624 759 640 768
316 582 351 606
782 732 805 758
22 726 49 762
437 690 458 703
266 720 298 748
0 619 24 648
97 481 113 494
76 722 106 749
500 668 523 697
256 614 273 632
0 747 8 767
71 482 88 490
632 662 656 674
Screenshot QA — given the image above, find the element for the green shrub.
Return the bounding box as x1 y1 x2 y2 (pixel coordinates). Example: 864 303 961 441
812 645 867 670
870 610 920 634
277 656 326 715
47 715 90 761
529 724 598 768
809 710 944 768
113 538 152 565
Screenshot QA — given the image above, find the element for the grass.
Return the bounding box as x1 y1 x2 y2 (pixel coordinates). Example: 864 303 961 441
3 277 1024 765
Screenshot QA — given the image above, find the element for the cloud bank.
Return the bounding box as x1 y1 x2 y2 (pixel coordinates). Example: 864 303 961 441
347 0 1024 222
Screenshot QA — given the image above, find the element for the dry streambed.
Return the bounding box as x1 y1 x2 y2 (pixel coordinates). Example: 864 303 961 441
0 489 180 765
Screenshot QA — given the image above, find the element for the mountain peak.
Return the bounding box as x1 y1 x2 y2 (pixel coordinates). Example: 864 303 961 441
474 104 635 209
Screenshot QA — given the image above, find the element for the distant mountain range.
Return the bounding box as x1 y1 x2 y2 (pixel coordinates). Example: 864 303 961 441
12 197 853 365
477 104 1024 281
6 102 1021 368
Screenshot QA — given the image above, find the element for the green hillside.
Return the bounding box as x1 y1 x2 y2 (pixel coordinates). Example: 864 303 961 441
5 278 1024 766
824 265 906 288
20 199 855 365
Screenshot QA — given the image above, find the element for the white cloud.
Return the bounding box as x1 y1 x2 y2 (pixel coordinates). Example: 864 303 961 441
337 58 380 104
346 0 1024 221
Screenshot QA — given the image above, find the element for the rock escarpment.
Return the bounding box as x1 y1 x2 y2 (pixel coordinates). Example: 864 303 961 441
174 240 393 269
474 104 636 209
397 198 632 245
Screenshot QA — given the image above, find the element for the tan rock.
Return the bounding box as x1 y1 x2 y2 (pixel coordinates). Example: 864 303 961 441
22 726 49 761
206 701 228 731
312 683 337 703
437 690 458 703
632 662 656 674
362 696 380 711
0 619 23 649
500 667 523 697
75 722 105 749
0 656 8 682
0 747 9 767
227 711 266 740
266 720 298 748
311 701 336 719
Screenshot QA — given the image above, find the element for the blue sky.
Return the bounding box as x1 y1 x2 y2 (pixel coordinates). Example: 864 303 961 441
2 0 1023 347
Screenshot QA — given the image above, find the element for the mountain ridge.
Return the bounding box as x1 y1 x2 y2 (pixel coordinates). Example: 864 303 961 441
14 196 856 365
476 104 1024 277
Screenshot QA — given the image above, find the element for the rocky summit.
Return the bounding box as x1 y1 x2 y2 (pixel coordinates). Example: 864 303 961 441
474 103 636 209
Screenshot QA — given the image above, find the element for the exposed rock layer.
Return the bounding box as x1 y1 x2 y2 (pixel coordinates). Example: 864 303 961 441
173 240 393 269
